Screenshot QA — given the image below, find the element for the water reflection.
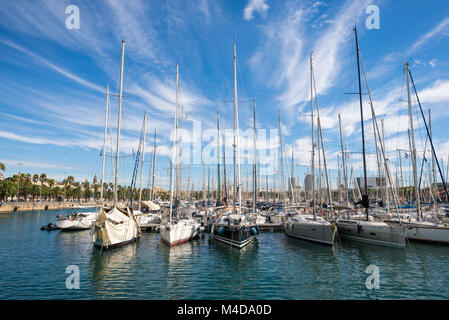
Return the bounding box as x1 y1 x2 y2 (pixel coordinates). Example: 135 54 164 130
89 243 137 298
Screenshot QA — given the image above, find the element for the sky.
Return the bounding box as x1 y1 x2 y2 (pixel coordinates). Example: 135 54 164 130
1 0 449 191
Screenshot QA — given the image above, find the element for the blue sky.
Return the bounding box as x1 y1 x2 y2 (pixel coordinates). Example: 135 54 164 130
1 0 449 191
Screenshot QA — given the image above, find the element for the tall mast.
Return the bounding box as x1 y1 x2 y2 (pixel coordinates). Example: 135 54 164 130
337 154 341 202
169 64 179 224
291 146 295 202
317 117 322 204
138 112 147 211
223 136 228 204
310 53 316 219
100 84 109 203
277 109 287 204
207 167 210 206
338 114 348 202
202 162 206 201
233 42 242 213
312 60 333 218
114 40 125 206
252 99 257 214
398 149 404 199
381 118 390 211
405 62 421 220
354 27 369 220
217 111 221 205
265 167 269 202
150 129 157 201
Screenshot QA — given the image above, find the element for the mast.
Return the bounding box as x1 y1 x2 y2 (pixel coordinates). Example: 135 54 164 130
312 60 333 218
202 162 206 201
405 62 421 220
150 129 157 201
277 109 287 204
317 118 322 204
138 112 147 211
223 136 228 204
207 167 210 206
338 114 348 203
354 27 369 220
217 111 222 205
169 64 179 224
100 84 109 203
310 53 316 219
381 118 390 211
265 167 269 202
114 40 125 206
252 99 257 214
337 154 341 202
233 42 242 213
291 146 295 202
398 149 404 200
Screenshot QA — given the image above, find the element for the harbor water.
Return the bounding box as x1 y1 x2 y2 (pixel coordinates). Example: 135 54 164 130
1 208 448 299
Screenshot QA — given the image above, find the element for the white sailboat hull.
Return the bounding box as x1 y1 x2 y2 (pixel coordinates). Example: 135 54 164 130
56 211 98 230
56 219 93 230
160 220 200 246
405 223 449 243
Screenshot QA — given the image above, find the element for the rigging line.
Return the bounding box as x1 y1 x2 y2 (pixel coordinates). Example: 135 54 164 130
409 69 449 200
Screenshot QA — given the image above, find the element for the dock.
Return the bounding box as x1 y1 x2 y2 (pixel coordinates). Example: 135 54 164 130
258 223 284 232
140 223 160 232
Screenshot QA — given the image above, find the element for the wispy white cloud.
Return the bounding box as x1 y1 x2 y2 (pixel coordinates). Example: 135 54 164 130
1 39 104 93
243 0 269 21
409 18 449 53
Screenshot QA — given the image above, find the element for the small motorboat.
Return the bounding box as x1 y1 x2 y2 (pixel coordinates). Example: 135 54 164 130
40 223 60 231
56 211 98 230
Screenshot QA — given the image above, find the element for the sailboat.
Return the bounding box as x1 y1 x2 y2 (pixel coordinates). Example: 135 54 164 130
284 53 336 246
160 63 201 246
92 40 139 249
211 42 258 248
335 27 405 248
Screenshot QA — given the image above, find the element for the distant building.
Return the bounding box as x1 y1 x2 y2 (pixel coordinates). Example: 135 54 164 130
93 174 98 185
0 173 4 180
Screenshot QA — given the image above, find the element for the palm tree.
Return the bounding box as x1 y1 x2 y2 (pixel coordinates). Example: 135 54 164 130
24 173 31 201
48 179 55 200
39 174 47 202
83 180 90 201
0 162 5 171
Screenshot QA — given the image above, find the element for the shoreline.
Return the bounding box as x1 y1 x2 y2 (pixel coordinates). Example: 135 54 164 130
0 201 109 213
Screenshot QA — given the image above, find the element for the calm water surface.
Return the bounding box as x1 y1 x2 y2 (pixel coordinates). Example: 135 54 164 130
1 208 448 299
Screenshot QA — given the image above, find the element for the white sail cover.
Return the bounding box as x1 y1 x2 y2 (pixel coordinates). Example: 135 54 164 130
142 201 161 211
93 207 138 247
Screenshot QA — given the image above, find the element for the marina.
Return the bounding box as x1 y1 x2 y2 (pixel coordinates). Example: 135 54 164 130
1 0 449 303
2 207 449 300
